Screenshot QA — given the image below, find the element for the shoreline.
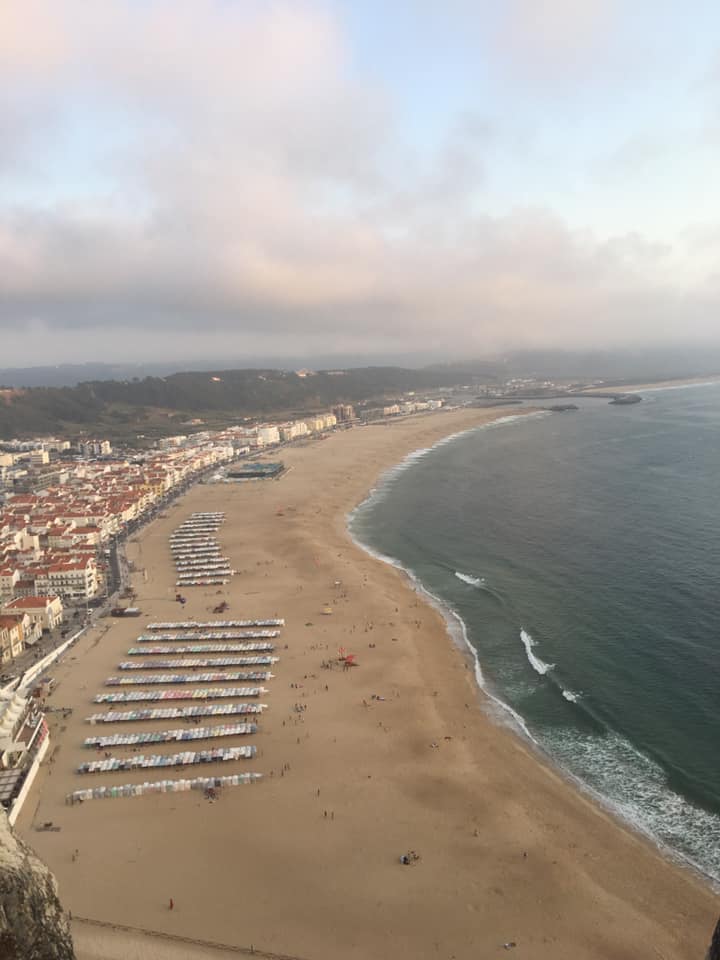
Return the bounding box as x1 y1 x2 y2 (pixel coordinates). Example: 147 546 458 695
346 415 720 894
346 412 549 747
18 405 718 960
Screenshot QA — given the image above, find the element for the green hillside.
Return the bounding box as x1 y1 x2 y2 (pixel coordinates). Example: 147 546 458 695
0 366 496 439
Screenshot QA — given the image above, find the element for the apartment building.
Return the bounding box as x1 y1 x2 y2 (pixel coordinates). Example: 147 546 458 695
42 558 98 603
0 616 24 662
2 596 63 633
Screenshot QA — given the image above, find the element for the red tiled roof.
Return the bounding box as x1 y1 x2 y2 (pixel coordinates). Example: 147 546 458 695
4 596 59 608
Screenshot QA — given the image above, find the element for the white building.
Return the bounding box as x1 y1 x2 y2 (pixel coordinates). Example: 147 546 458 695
257 426 280 446
0 570 19 605
279 421 309 442
41 559 98 603
78 440 112 458
0 687 49 825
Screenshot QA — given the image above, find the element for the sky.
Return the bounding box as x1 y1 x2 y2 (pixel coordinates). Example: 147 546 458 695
2 0 720 367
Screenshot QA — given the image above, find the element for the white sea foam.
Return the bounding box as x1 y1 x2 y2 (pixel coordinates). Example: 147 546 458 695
454 571 484 587
520 629 554 675
543 728 720 887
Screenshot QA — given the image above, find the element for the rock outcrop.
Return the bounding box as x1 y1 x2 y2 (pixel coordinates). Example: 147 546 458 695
708 916 720 960
0 811 74 959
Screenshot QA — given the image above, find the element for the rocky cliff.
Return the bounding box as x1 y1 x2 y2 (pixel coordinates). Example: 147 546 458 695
708 916 720 960
0 811 74 960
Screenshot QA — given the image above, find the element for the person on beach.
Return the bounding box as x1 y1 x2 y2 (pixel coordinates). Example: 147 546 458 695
169 898 174 910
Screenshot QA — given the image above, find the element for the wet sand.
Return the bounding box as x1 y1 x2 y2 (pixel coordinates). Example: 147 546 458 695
17 406 717 960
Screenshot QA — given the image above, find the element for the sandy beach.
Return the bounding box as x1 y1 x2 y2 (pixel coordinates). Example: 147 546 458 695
17 406 717 960
584 375 720 393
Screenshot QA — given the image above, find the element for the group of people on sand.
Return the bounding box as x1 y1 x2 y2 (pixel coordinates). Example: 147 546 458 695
399 850 420 865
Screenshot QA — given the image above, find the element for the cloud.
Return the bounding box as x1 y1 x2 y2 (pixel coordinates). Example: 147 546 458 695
406 0 620 83
493 0 617 75
2 195 712 359
0 0 719 365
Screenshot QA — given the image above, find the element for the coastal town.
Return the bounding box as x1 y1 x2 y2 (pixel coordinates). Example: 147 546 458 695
0 371 646 837
0 367 643 827
0 408 360 624
0 396 459 825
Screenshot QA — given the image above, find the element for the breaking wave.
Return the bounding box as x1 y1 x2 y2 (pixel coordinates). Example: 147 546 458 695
520 630 583 705
454 571 484 587
520 629 554 675
562 689 581 703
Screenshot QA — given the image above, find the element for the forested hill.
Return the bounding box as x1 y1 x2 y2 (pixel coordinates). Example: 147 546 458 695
0 366 491 439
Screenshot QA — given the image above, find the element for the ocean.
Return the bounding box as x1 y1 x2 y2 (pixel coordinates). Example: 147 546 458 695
349 383 720 885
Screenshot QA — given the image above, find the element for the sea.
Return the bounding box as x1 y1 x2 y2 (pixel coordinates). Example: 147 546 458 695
349 382 720 886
